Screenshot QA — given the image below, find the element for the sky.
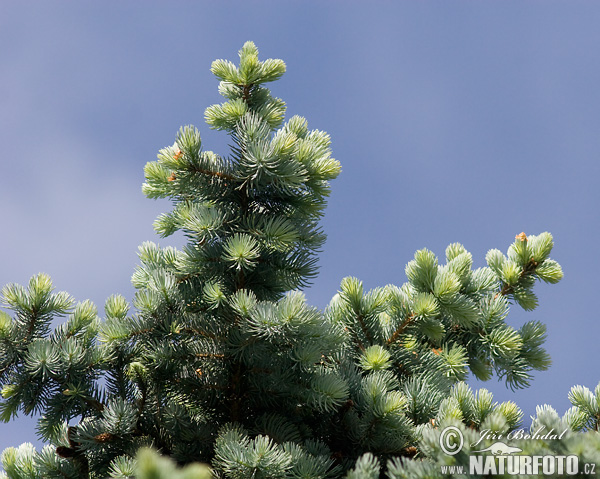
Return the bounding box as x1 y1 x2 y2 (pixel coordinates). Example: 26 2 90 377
1 1 599 456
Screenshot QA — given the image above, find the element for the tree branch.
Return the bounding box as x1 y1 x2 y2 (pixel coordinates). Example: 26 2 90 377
386 313 416 346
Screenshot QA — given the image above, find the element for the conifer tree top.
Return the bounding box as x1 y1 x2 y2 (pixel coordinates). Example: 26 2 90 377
142 41 340 301
0 41 591 479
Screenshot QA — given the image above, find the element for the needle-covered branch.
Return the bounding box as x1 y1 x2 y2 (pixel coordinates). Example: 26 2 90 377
0 43 590 479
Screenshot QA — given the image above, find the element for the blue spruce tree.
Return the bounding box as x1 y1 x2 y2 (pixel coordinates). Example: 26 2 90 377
1 42 598 479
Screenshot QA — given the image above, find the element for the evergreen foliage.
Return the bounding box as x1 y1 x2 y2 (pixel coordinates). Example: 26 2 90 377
1 42 597 478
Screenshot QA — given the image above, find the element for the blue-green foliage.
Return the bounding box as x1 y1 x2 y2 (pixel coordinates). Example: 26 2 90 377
0 43 591 479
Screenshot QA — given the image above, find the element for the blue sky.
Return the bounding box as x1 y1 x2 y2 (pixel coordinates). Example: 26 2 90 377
1 2 599 454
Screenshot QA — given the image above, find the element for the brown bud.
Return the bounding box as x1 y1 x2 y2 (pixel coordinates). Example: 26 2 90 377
515 232 527 242
94 432 114 443
402 446 418 458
